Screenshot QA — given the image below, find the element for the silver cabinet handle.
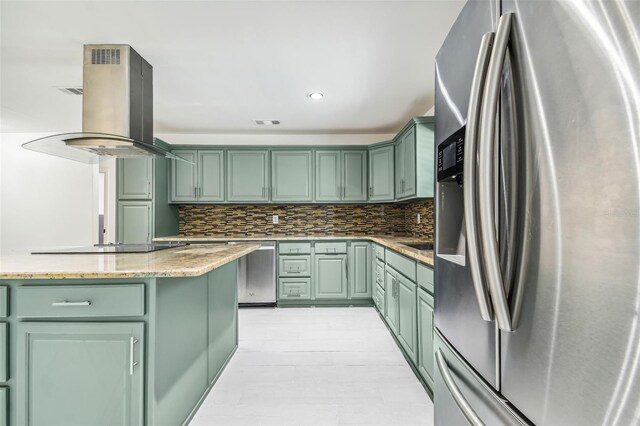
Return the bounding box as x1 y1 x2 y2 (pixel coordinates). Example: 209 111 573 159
194 187 197 198
51 300 91 307
147 181 151 198
129 337 139 375
463 31 495 322
435 349 485 426
478 13 514 332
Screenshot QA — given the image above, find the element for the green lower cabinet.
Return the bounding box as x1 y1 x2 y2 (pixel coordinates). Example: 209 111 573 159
396 274 418 364
279 255 312 277
279 278 312 300
417 287 435 389
208 261 238 383
117 201 152 244
16 322 144 426
314 255 348 299
384 266 398 334
348 242 371 299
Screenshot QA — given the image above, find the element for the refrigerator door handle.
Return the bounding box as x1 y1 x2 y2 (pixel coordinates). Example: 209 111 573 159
436 349 486 426
478 12 515 332
464 31 495 322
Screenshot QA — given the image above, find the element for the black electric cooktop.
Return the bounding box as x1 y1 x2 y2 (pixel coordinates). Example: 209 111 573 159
32 242 187 255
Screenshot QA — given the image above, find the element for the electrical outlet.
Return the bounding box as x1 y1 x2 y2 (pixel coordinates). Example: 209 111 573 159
272 214 279 224
417 214 421 224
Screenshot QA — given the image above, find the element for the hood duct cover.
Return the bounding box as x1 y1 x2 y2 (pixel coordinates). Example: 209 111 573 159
23 44 191 164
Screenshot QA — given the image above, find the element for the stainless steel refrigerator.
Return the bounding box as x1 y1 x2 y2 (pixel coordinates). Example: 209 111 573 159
434 0 640 424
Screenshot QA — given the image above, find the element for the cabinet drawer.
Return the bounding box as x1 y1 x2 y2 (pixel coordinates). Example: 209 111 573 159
279 255 311 277
279 278 311 299
315 242 347 254
385 249 416 282
417 263 434 294
375 259 385 287
15 284 145 318
278 242 311 255
373 244 385 261
375 285 385 314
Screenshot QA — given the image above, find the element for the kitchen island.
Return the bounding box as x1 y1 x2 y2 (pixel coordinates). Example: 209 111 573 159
0 243 258 426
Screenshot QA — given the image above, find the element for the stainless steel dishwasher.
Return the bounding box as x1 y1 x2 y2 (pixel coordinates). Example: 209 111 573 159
228 241 276 307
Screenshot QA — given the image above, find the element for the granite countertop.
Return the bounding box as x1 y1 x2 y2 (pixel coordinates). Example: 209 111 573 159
154 235 434 267
0 244 259 280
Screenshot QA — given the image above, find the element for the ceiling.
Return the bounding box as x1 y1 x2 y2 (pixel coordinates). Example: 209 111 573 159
0 0 464 137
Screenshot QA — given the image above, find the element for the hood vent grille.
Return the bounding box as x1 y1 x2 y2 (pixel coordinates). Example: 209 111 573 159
91 48 120 65
58 87 83 95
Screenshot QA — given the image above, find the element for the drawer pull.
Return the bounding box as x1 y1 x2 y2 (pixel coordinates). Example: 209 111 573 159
51 301 91 307
130 337 138 375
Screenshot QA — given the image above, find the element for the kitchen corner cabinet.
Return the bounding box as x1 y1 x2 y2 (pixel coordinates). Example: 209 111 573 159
417 287 435 389
227 150 270 202
271 150 313 202
395 117 435 199
118 158 153 200
368 144 394 202
117 201 152 244
349 242 371 298
16 322 144 426
314 254 348 299
315 150 367 202
170 150 224 203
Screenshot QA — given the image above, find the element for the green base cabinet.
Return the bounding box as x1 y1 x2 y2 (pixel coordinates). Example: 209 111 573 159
384 266 399 334
227 150 269 202
417 287 434 389
348 242 371 299
397 274 418 365
314 255 348 299
271 150 313 202
16 322 144 426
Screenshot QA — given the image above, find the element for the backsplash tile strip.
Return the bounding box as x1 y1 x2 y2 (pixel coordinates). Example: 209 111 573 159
178 199 433 240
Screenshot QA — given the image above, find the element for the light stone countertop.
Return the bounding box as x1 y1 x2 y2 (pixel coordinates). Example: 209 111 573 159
0 244 259 280
154 235 434 267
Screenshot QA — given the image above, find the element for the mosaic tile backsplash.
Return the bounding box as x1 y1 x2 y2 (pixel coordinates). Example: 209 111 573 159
179 199 434 240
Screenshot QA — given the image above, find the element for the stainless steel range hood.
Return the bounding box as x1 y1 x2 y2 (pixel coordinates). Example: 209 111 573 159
23 44 190 164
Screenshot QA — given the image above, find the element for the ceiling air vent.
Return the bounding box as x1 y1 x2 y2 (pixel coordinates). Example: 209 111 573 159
91 48 121 65
58 87 83 95
254 119 280 126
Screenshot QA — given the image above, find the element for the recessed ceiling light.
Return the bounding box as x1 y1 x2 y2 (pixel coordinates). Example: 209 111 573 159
307 92 324 100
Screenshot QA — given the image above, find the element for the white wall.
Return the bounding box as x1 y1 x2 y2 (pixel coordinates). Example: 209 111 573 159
0 133 98 253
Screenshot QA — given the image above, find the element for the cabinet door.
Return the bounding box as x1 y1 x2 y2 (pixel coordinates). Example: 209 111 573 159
118 158 152 200
384 267 398 334
402 127 416 197
349 242 371 298
395 140 405 198
271 151 313 202
314 255 348 299
198 150 224 202
170 150 197 202
227 150 269 202
17 322 144 426
342 150 367 202
368 145 395 201
417 287 434 389
397 274 418 364
117 201 152 244
315 150 341 202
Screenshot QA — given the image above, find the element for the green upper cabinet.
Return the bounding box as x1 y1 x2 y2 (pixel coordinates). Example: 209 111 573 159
349 242 371 299
315 150 367 202
368 144 395 202
170 150 224 203
314 254 348 299
271 150 313 202
395 117 435 199
227 150 270 202
315 150 341 201
170 150 197 202
16 322 144 426
342 151 368 202
118 158 153 200
198 150 225 202
396 273 418 364
117 201 152 244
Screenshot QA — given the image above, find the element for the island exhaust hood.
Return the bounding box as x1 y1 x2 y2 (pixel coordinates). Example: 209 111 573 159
23 45 190 164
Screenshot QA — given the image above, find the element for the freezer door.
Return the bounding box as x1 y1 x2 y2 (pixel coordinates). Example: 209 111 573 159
499 1 640 424
434 330 527 426
434 0 500 388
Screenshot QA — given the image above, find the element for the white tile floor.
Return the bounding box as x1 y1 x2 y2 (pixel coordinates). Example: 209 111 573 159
190 307 434 426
